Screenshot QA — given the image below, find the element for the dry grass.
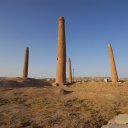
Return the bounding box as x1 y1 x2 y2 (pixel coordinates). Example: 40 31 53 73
0 78 128 128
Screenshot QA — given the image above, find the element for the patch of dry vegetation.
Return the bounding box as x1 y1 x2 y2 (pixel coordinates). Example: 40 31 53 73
0 78 128 128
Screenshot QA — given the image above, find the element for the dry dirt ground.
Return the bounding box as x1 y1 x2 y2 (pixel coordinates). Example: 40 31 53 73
0 78 128 128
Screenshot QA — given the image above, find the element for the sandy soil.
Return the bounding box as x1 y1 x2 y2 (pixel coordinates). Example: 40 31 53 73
0 78 128 128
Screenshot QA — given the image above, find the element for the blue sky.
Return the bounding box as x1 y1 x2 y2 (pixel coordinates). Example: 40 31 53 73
0 0 128 78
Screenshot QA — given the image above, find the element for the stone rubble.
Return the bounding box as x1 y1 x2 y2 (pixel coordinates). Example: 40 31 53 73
101 114 128 128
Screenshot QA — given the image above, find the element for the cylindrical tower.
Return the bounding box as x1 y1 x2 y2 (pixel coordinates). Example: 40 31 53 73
22 47 29 78
108 44 118 83
56 16 66 84
68 58 72 83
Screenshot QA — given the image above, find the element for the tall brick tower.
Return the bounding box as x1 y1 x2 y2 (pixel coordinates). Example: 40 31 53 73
68 58 72 83
108 44 118 83
22 47 29 78
56 16 66 84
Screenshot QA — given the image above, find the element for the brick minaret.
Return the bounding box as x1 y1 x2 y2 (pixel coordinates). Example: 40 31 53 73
56 16 66 84
108 44 118 83
68 58 72 83
22 47 29 78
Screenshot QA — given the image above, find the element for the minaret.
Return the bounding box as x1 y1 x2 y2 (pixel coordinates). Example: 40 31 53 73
68 58 72 83
108 44 118 83
22 47 29 78
56 16 66 84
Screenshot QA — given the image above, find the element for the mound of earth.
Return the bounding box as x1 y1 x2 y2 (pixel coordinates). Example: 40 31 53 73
0 77 52 88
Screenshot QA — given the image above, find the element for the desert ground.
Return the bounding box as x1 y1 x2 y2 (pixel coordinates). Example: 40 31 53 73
0 77 128 128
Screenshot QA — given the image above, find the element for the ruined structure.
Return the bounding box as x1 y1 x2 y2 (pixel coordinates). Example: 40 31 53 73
108 44 118 83
56 16 66 84
68 58 72 83
22 47 29 78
